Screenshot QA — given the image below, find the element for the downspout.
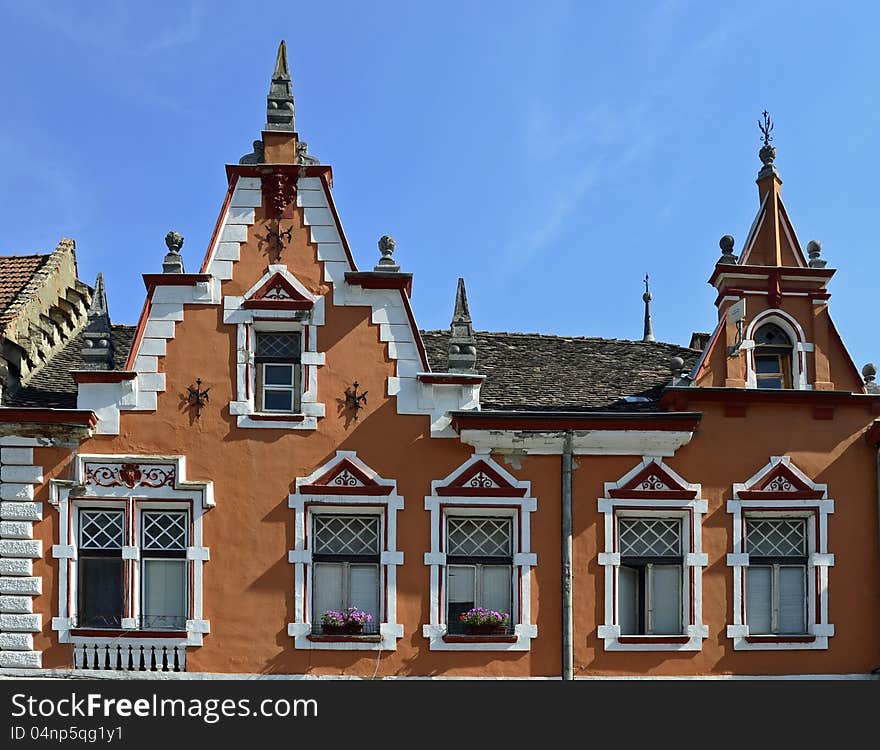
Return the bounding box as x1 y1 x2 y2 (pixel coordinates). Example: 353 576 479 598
561 430 574 681
876 446 880 563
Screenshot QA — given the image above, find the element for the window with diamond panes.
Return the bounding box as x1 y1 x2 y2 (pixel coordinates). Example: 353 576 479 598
617 517 683 636
446 517 513 634
140 511 188 630
255 331 301 413
77 510 125 628
745 518 807 635
311 515 380 634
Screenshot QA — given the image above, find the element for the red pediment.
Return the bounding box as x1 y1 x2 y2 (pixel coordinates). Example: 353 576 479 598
299 457 392 495
436 459 527 497
608 462 697 499
738 462 824 500
242 273 314 310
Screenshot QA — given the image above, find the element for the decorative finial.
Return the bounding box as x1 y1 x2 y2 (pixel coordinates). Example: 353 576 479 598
163 230 185 274
266 40 295 132
718 234 737 264
642 274 655 343
239 139 265 165
807 240 826 269
669 355 688 386
374 235 400 272
863 363 879 393
758 110 778 178
80 273 114 370
448 278 477 373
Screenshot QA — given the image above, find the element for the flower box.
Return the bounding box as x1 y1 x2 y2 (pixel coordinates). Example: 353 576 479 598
463 623 508 636
458 606 510 635
321 623 365 635
319 606 373 636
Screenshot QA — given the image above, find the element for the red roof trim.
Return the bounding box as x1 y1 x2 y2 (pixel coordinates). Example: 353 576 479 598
72 370 138 384
199 176 237 273
298 485 393 496
738 490 825 500
709 263 835 286
0 408 97 428
345 272 413 297
436 486 527 497
661 387 880 411
142 274 212 290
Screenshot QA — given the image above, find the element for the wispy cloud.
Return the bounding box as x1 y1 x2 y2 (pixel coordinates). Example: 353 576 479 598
32 1 204 57
500 3 758 275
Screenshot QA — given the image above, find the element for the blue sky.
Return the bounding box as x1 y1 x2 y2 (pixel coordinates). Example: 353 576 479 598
2 1 879 371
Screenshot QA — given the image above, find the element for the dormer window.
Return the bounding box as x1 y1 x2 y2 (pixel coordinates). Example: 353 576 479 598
255 331 302 412
754 323 792 389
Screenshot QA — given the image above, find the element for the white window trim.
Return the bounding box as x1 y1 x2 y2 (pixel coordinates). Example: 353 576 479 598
597 457 708 651
48 455 212 654
423 455 538 651
224 265 326 430
287 452 403 650
726 456 834 651
743 309 814 390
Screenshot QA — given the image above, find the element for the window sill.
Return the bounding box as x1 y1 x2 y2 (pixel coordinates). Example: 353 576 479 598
306 634 382 643
249 412 306 422
442 634 518 644
71 629 188 639
744 635 816 644
618 635 691 644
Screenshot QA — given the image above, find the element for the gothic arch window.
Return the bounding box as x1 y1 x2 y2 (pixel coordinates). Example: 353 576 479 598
753 323 793 389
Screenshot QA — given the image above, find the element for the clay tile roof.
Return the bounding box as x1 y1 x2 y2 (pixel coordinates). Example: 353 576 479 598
3 325 137 409
420 330 700 412
0 254 51 330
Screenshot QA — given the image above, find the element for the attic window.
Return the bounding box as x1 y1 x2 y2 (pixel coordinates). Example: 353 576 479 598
754 323 792 390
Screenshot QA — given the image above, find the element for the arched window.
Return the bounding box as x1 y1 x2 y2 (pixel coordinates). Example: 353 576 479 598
753 323 792 389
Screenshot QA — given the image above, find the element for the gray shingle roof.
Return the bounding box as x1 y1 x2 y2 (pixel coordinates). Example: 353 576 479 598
420 330 699 412
4 325 136 408
4 326 698 412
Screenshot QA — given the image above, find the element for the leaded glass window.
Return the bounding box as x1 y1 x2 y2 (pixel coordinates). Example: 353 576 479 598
617 517 683 635
446 517 513 634
745 518 807 635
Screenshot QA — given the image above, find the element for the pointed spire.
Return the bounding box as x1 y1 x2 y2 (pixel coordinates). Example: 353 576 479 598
80 273 114 370
266 40 295 132
88 272 108 321
642 274 655 343
448 278 477 373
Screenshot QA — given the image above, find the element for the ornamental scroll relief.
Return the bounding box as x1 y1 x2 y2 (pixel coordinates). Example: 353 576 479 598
84 463 176 489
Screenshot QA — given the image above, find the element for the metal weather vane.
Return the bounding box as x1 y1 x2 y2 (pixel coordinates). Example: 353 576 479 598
759 110 774 147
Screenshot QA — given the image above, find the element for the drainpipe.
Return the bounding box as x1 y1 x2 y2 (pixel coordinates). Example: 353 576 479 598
561 430 574 681
876 447 880 561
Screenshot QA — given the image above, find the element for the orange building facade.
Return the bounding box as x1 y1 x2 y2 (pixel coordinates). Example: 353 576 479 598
2 48 880 679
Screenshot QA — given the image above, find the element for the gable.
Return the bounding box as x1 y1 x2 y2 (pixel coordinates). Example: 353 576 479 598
604 458 698 500
734 456 826 500
242 272 314 310
434 457 528 497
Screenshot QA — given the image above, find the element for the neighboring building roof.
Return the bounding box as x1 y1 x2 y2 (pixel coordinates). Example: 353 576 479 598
4 325 136 408
0 253 51 330
421 330 699 412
